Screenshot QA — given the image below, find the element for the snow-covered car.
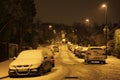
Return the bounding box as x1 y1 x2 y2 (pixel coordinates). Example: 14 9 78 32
81 47 89 53
74 46 88 58
8 50 54 77
84 47 107 64
51 45 59 52
74 46 83 58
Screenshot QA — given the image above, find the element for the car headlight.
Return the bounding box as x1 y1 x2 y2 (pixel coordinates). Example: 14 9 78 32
31 68 38 72
9 65 16 69
9 69 15 72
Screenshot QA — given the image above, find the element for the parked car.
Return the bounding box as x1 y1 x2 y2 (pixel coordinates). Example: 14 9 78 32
50 45 59 53
84 46 107 64
8 49 55 77
80 47 89 53
74 46 88 58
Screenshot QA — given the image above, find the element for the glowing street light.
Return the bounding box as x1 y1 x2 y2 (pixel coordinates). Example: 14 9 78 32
102 4 107 8
85 18 90 26
49 25 52 29
53 30 56 34
85 19 90 23
101 3 107 25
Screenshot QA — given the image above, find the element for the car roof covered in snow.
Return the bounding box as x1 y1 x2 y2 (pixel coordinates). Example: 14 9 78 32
17 50 44 59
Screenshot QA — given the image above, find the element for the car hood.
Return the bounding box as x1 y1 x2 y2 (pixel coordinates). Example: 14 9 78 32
10 58 43 66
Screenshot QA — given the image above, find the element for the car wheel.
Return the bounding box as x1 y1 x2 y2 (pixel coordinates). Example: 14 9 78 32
84 60 87 63
52 64 54 67
100 61 106 64
87 60 90 63
48 63 52 72
104 61 106 64
9 75 14 78
38 67 44 76
85 60 88 63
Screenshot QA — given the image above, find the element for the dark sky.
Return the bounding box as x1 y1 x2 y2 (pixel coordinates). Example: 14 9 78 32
34 0 120 25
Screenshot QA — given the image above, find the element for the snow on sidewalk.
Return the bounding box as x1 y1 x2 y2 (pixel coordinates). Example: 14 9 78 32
0 59 13 78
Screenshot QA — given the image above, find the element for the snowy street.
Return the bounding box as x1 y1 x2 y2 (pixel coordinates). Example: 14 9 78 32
1 0 120 80
0 45 120 80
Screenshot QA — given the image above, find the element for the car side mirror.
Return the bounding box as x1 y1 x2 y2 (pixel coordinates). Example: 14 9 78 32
13 57 17 60
44 56 47 59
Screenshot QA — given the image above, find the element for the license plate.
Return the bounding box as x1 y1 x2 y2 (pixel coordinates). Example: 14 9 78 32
18 69 28 72
91 61 99 63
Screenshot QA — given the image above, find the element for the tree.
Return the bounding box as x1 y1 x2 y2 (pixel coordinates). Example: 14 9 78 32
72 23 89 45
0 0 36 50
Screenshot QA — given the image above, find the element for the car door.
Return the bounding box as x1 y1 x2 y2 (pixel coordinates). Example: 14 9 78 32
42 52 52 72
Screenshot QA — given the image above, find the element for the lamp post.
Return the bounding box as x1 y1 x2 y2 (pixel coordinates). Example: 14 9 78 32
85 18 90 44
101 3 109 55
103 25 109 55
53 30 56 44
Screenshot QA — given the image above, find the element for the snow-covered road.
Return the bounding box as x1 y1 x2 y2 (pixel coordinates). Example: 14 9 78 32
57 44 120 80
1 44 120 80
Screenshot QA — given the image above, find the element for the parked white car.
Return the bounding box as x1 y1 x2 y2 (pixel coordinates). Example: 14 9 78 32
84 46 107 64
8 50 55 77
50 45 59 53
74 46 88 58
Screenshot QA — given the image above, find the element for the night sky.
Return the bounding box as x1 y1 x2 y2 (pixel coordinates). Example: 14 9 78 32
34 0 120 25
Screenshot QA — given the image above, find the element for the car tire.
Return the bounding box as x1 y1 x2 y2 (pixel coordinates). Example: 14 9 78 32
52 64 55 67
85 60 88 63
100 61 106 64
48 63 52 72
86 60 90 64
38 67 44 76
88 60 90 63
9 75 14 78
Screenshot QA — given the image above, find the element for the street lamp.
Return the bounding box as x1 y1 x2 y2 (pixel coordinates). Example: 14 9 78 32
85 18 90 31
101 3 109 55
49 25 52 29
85 18 90 26
53 30 56 34
85 19 89 22
85 18 90 44
101 3 107 25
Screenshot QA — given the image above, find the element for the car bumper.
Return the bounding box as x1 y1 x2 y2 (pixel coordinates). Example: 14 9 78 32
86 58 106 61
8 68 39 77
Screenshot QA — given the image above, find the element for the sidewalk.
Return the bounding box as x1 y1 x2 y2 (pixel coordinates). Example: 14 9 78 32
0 58 13 78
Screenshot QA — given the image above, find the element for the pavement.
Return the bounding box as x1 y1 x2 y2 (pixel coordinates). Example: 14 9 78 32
0 58 13 79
